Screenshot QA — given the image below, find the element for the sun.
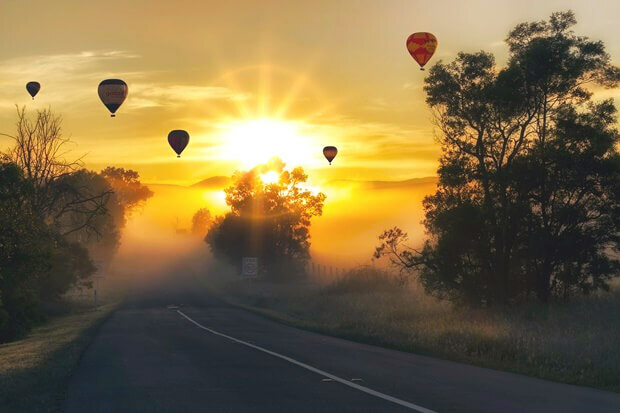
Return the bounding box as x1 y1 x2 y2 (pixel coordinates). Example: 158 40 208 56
260 170 280 184
218 118 316 168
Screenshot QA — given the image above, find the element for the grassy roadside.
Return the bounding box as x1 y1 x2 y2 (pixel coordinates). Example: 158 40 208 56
204 274 620 393
0 302 118 412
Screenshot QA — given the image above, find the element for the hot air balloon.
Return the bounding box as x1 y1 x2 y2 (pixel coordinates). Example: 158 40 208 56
323 146 337 165
98 79 128 117
168 130 190 158
406 32 438 70
26 82 40 100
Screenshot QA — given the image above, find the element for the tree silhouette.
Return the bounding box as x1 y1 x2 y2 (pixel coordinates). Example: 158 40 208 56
1 107 112 237
100 167 153 214
191 208 212 236
375 11 620 304
206 158 326 278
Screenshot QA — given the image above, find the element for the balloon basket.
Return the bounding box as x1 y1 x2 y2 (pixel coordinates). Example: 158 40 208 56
177 155 180 158
111 114 115 117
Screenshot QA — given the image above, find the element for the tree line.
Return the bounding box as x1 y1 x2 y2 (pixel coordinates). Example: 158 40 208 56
0 107 152 341
375 11 620 305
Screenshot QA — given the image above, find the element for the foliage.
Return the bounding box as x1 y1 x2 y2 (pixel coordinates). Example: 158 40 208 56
0 162 96 341
100 167 153 214
375 11 620 304
0 108 151 341
191 208 212 236
2 107 113 238
206 158 326 278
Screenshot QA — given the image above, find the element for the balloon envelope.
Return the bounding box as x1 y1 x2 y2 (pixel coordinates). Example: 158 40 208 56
406 32 438 70
323 146 338 165
168 130 190 157
98 79 128 117
26 82 40 99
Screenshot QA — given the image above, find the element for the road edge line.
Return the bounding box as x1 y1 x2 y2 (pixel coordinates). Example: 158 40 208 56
176 309 438 413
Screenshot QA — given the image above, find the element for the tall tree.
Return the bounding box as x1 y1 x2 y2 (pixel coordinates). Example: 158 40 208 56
206 158 325 277
375 11 619 304
1 107 112 237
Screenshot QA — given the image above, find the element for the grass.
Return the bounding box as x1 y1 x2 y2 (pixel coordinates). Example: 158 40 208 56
207 269 620 393
0 301 117 412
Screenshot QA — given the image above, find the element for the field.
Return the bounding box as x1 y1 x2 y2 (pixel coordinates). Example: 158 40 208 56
0 302 117 412
208 270 620 393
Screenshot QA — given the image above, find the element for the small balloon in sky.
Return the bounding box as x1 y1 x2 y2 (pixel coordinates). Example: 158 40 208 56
323 146 338 165
406 32 438 71
168 130 190 158
98 79 128 117
26 81 40 100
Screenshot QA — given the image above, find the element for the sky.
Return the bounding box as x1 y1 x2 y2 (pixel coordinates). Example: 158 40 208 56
1 0 619 186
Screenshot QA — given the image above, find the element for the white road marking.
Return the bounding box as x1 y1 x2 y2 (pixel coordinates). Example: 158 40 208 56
177 310 438 413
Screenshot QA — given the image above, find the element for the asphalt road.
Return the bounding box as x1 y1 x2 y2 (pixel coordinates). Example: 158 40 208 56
65 279 620 413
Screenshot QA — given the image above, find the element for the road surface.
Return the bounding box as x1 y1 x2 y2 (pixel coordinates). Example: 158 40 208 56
65 279 620 412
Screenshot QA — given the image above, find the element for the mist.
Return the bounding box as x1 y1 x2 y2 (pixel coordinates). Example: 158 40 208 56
103 177 434 288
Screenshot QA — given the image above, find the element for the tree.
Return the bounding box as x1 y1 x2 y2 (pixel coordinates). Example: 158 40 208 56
59 170 123 264
1 107 112 237
100 167 153 214
0 108 154 341
206 158 326 278
375 11 620 304
0 162 50 339
191 208 212 235
0 162 96 341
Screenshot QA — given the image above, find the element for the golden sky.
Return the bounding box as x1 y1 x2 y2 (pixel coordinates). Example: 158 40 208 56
1 0 619 185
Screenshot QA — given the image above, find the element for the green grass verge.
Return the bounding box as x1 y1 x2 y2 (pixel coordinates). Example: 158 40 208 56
205 278 620 393
0 302 118 412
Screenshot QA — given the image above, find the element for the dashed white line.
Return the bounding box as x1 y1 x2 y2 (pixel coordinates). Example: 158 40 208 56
177 309 438 413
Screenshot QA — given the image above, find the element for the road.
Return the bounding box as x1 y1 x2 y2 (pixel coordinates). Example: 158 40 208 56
65 279 620 413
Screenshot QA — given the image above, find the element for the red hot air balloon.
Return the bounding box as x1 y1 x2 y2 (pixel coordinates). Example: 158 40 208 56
323 146 337 165
26 82 40 100
98 79 128 117
406 32 438 70
168 130 190 158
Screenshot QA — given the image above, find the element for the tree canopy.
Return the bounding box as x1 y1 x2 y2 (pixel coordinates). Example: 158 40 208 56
206 158 326 278
0 107 152 341
375 11 620 305
191 208 212 236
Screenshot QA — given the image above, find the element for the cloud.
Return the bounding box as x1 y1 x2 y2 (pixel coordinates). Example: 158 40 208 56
126 84 249 109
0 50 247 111
0 50 145 108
0 50 140 82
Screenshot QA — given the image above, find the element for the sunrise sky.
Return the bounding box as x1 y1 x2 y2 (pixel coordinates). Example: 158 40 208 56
1 0 619 186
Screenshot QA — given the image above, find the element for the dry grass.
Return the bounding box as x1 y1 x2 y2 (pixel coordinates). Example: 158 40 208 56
211 270 620 392
0 302 117 412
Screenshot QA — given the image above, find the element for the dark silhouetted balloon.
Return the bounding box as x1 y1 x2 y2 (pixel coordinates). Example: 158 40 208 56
26 82 40 100
168 130 190 158
406 32 438 70
323 146 338 165
98 79 128 117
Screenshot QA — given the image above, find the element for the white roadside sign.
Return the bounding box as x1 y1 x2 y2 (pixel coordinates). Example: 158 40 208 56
242 257 258 278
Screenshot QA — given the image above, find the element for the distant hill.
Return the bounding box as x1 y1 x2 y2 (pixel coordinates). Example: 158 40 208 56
327 176 437 190
186 175 437 190
144 183 186 189
190 176 231 189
